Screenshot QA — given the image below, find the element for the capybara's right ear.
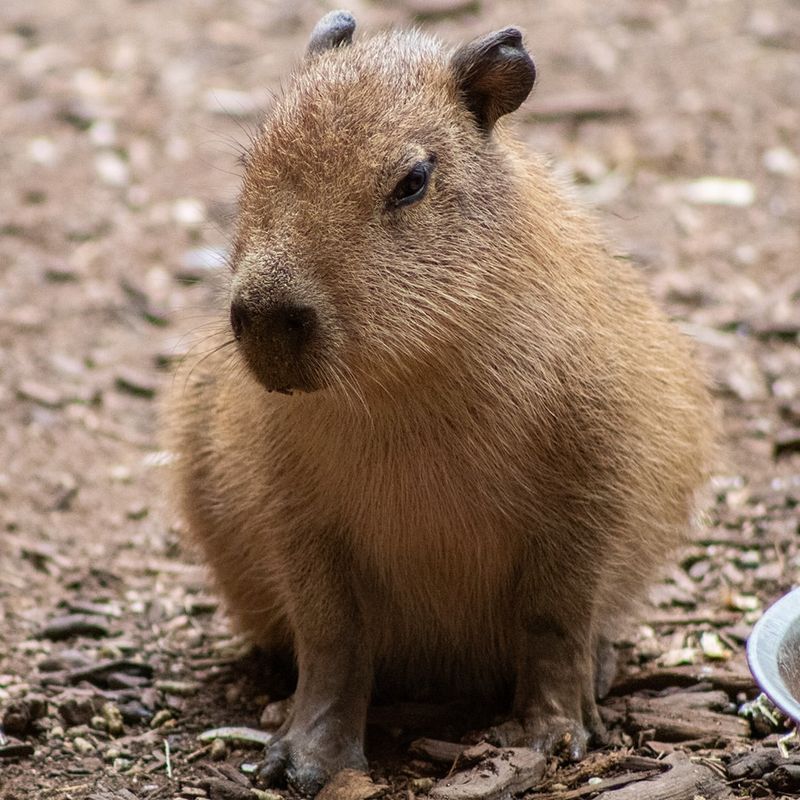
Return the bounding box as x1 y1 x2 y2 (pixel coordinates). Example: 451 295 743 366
307 10 356 56
451 28 536 134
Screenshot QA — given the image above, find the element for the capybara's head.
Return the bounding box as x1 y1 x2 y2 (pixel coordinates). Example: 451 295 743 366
230 11 535 395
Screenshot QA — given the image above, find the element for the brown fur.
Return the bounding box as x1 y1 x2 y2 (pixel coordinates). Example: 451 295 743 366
165 19 714 795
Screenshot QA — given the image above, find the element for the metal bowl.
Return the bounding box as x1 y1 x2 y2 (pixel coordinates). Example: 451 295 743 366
747 586 800 723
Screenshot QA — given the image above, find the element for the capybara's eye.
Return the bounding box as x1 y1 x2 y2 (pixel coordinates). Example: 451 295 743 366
390 158 434 208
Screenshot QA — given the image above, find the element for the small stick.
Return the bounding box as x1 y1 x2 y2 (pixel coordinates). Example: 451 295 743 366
165 739 172 779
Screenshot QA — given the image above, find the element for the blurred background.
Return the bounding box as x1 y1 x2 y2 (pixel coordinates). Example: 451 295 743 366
1 1 799 797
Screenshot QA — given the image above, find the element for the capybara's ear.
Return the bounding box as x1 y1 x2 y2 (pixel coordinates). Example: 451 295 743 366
307 10 356 56
451 28 536 133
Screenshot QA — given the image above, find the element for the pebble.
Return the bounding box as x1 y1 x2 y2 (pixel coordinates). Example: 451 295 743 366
726 591 761 612
2 694 48 735
259 697 292 730
28 136 58 166
109 464 133 483
95 151 130 187
737 550 761 568
58 696 100 727
209 737 228 761
88 119 117 148
150 709 174 729
90 715 107 731
700 631 732 661
172 198 206 227
682 177 755 207
688 559 711 580
73 736 95 755
117 700 153 725
102 702 125 736
763 146 799 176
156 680 200 697
16 380 64 409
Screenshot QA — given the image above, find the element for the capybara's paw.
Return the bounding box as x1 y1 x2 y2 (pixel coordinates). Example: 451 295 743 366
254 734 367 796
481 713 602 761
523 715 590 761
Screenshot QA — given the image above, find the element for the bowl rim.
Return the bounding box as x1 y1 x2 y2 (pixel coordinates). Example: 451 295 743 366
747 585 800 723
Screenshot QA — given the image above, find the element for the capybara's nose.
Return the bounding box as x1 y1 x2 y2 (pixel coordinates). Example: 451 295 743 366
230 297 251 341
231 296 318 352
268 303 318 350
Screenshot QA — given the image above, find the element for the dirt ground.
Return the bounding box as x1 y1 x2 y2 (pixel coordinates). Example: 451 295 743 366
1 0 799 798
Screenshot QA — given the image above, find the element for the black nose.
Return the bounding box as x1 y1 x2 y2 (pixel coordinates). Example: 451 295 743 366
271 304 318 349
230 298 251 341
230 297 318 350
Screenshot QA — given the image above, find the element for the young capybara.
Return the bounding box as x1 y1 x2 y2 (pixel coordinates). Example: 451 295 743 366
165 10 713 795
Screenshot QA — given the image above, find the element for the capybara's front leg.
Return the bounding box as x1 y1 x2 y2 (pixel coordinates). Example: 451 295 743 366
256 531 372 796
485 554 606 760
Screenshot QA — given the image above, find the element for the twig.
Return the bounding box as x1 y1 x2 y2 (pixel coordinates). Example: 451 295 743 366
165 738 172 779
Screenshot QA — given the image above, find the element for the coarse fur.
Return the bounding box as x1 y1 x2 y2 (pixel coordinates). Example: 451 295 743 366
165 18 714 795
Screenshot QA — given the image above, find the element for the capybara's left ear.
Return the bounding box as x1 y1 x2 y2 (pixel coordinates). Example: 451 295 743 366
307 10 356 56
451 27 536 133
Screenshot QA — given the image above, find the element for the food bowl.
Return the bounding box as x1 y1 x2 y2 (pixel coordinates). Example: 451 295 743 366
747 586 800 723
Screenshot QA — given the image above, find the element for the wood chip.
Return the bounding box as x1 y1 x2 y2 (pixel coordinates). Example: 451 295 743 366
726 747 790 780
611 661 755 696
430 747 546 800
115 367 157 398
317 769 389 800
63 659 153 688
591 752 732 799
37 613 110 640
537 770 662 799
618 690 749 743
200 778 254 800
0 742 35 759
409 738 467 764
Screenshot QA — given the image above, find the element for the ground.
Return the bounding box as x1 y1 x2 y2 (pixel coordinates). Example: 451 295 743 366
1 0 799 798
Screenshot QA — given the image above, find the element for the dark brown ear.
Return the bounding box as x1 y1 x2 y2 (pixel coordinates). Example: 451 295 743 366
307 10 356 56
451 28 535 133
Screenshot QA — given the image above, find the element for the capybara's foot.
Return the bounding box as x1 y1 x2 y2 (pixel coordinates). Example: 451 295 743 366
482 708 605 761
255 730 367 796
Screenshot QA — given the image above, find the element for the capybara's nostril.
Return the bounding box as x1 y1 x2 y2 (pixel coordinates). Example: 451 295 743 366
277 304 318 348
230 298 251 340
